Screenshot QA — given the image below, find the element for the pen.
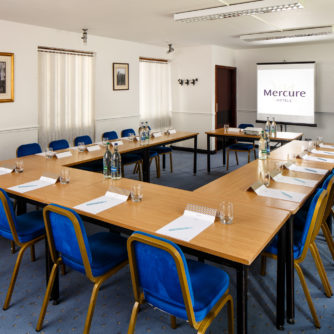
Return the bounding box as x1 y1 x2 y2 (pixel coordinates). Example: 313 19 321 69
86 200 107 206
281 191 293 199
317 157 327 161
168 227 192 232
293 178 305 184
305 168 317 173
18 184 37 188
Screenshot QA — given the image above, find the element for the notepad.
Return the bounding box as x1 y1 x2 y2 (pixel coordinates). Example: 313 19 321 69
319 143 334 149
302 155 334 163
167 129 176 134
226 127 241 133
156 204 216 242
74 189 129 215
0 167 13 176
56 151 72 159
285 163 328 175
152 132 162 138
87 145 101 152
110 140 123 146
311 148 334 156
272 173 317 188
253 185 305 203
9 175 58 193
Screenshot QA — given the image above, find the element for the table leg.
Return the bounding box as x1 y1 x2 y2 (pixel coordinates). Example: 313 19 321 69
286 216 295 324
277 223 286 330
162 148 166 170
193 135 197 174
142 149 150 183
207 134 211 173
45 238 59 303
237 265 248 334
16 198 27 215
223 136 226 165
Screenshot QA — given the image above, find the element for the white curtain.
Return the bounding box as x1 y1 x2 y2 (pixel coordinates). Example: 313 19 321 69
139 60 172 130
38 50 94 150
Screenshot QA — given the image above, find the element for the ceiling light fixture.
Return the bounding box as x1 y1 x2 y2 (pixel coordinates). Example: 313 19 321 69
174 0 304 23
81 28 88 44
167 43 175 54
240 25 334 44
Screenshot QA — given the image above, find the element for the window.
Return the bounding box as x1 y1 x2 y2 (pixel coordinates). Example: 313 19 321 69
38 47 95 149
139 58 172 130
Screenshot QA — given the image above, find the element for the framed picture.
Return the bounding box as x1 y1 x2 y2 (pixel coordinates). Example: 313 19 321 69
113 63 129 90
0 52 14 102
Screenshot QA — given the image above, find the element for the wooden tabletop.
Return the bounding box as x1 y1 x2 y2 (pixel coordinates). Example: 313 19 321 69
205 128 303 142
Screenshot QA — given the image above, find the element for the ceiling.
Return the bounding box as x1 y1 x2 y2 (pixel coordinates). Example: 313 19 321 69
1 0 334 49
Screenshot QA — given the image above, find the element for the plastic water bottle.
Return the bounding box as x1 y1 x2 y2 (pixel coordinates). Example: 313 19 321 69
111 143 122 180
145 121 150 143
265 117 270 136
139 122 146 145
271 117 277 137
103 143 112 178
266 132 270 156
259 131 267 160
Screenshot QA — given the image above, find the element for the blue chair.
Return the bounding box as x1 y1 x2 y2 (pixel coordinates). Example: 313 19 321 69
127 232 234 334
36 204 128 334
0 188 45 310
226 124 256 170
261 188 329 328
49 139 69 151
16 143 42 157
121 129 160 178
74 135 93 146
102 131 143 180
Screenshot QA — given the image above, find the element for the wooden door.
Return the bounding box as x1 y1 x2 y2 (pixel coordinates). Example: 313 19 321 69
215 65 236 150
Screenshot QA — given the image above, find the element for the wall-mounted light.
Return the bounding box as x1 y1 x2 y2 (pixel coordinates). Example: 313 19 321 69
81 28 88 44
178 78 198 86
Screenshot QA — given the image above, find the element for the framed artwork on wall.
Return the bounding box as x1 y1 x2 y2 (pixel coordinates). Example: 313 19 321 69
0 52 14 102
113 63 129 90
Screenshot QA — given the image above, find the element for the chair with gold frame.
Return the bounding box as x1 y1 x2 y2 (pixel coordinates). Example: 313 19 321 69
0 188 45 310
320 172 334 261
36 204 128 334
127 231 234 334
261 188 329 328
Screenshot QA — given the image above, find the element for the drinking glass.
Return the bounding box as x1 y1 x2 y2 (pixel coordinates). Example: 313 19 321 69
307 141 314 153
60 168 70 184
128 134 135 141
46 147 54 159
287 153 296 164
224 124 229 132
78 142 86 152
15 160 24 173
131 184 143 202
102 137 108 146
316 136 323 146
262 171 271 187
218 201 233 224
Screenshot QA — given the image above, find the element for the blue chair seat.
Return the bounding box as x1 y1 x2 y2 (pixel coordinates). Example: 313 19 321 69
153 146 172 154
228 143 254 151
0 211 44 243
62 232 127 277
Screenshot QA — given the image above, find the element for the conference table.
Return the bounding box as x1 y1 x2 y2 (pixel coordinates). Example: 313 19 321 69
60 131 199 183
0 137 332 334
206 128 303 172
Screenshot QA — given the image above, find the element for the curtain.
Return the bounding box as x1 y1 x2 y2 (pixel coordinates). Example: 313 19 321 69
38 50 94 150
139 60 172 130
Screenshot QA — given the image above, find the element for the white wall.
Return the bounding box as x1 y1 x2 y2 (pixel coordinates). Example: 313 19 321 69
171 45 235 150
235 42 334 142
0 19 166 160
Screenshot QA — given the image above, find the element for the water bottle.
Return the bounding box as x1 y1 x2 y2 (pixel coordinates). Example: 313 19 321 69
145 121 150 143
103 143 112 178
271 117 277 137
139 122 146 145
265 131 270 156
265 117 270 136
259 131 267 160
111 143 122 180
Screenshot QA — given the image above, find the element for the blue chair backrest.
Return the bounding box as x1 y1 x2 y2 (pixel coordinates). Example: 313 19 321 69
0 188 18 239
131 231 194 307
121 129 136 137
322 173 334 189
74 135 92 146
299 188 324 252
238 124 253 129
49 139 69 151
45 204 93 266
102 131 118 140
17 143 42 157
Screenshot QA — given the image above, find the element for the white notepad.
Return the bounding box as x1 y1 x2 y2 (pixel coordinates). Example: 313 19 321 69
56 151 72 159
74 191 128 215
156 206 216 242
0 167 13 176
87 145 101 152
9 176 58 193
286 164 328 175
110 140 123 146
273 173 317 188
302 155 334 163
311 148 334 156
319 143 334 149
254 185 305 203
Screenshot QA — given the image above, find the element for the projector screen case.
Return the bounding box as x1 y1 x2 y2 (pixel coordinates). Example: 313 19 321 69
257 61 316 126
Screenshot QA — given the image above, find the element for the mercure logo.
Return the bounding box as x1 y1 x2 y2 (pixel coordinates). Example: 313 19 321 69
264 89 306 97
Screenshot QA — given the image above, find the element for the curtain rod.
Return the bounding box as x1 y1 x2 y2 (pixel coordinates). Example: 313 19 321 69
38 46 94 57
139 57 168 63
